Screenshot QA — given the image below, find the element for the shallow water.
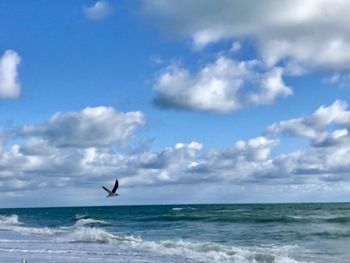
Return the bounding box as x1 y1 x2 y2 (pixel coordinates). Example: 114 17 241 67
0 203 350 262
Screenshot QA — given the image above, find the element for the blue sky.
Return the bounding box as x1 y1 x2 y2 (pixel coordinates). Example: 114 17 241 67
1 0 350 207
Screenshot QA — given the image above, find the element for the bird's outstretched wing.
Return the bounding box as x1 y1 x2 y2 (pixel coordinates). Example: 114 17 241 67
102 186 111 193
112 180 119 193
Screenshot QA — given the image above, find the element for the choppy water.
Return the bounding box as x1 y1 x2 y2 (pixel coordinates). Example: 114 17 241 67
0 203 350 262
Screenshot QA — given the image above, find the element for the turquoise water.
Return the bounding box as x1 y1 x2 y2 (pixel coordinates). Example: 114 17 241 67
0 203 350 262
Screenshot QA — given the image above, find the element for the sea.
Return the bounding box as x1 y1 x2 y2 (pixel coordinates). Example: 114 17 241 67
0 203 349 263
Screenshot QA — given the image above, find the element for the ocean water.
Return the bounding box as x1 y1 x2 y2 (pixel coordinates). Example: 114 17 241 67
0 203 350 263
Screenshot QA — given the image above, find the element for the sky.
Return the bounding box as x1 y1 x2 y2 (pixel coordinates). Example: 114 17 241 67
1 0 350 208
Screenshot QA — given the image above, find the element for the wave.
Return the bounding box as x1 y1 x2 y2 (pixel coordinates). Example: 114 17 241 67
0 247 125 257
0 214 57 235
249 216 303 224
172 207 197 211
54 225 305 263
120 238 303 263
160 214 211 222
312 231 350 239
58 227 117 243
150 214 306 224
0 214 21 226
74 214 88 220
0 214 306 262
57 228 304 263
143 213 350 225
0 214 107 236
325 216 350 223
72 218 109 228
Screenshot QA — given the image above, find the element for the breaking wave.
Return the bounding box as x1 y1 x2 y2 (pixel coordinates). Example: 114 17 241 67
71 218 109 228
0 214 56 235
58 228 304 263
0 214 21 226
172 207 197 211
0 214 306 262
59 227 116 243
74 214 88 220
126 239 304 263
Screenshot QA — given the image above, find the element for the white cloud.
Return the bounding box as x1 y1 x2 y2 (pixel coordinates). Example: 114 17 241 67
273 144 350 182
323 73 350 88
267 100 350 138
153 56 292 113
230 41 241 53
19 106 145 147
2 129 349 194
6 179 30 190
153 57 252 112
0 50 21 99
123 141 204 185
325 73 341 84
143 0 350 71
2 101 350 204
248 67 292 104
313 129 350 147
234 136 278 162
83 0 112 21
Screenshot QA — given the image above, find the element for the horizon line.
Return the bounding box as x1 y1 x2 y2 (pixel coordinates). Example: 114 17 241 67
1 201 350 210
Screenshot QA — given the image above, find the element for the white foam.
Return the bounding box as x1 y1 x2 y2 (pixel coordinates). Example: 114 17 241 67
0 214 21 226
59 227 115 243
72 218 109 228
172 207 197 211
0 214 58 235
0 214 306 263
3 224 57 235
74 214 87 220
60 227 296 263
124 239 305 263
58 229 304 263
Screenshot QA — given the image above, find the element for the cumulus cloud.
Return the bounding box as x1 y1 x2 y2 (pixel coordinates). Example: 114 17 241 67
153 57 252 112
143 0 350 71
273 145 350 183
153 56 292 113
248 67 292 104
313 129 350 147
267 100 350 138
0 50 21 99
0 106 145 194
123 141 204 185
83 0 113 21
2 101 350 202
262 100 350 181
234 136 278 162
18 106 145 148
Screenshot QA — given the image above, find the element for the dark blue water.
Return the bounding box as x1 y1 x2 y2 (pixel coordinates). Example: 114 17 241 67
0 203 350 262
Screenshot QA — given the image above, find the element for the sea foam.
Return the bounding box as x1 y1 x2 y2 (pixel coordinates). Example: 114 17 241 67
72 218 109 228
0 213 307 263
0 214 56 235
0 214 21 226
124 239 305 263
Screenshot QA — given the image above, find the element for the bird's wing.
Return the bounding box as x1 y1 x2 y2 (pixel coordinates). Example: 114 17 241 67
102 186 111 193
112 180 119 193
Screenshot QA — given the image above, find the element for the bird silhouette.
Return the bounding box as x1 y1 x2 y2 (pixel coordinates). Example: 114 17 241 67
102 179 119 197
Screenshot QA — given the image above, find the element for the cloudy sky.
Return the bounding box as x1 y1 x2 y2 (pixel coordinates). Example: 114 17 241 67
1 0 350 208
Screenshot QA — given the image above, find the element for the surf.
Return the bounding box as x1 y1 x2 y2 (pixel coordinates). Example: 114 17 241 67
0 213 307 263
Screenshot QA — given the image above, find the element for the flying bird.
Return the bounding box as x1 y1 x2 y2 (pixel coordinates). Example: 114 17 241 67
102 179 119 197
